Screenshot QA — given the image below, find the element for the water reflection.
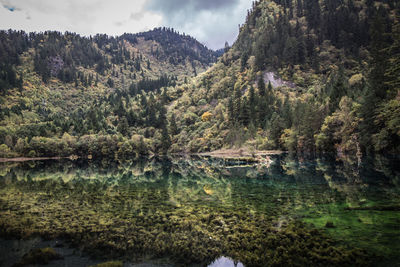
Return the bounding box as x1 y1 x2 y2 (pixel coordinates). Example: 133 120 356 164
0 155 399 266
208 256 244 267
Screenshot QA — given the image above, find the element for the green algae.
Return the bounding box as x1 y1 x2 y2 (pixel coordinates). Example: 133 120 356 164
0 156 399 266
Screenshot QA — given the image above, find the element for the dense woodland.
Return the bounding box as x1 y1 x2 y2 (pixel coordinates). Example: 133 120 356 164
0 0 399 159
0 28 217 158
168 0 400 156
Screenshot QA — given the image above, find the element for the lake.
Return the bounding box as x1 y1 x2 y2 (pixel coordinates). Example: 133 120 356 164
0 155 399 266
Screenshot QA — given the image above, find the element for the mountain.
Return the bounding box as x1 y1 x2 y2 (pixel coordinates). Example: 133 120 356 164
1 0 399 159
167 0 400 156
0 28 218 158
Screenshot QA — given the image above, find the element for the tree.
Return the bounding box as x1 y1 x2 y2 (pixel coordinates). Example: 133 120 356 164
316 96 360 154
233 81 242 121
239 96 250 126
169 114 178 135
107 77 114 88
224 41 230 53
369 7 390 100
297 0 303 17
372 99 400 152
328 67 347 113
117 117 129 136
267 81 272 92
258 76 266 97
248 85 257 124
161 125 171 154
201 111 213 122
384 14 400 98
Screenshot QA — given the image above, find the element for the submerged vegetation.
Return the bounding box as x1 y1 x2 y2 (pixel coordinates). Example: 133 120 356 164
13 247 62 266
0 155 399 266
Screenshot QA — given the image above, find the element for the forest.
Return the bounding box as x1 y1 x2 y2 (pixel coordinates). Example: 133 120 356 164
0 0 399 159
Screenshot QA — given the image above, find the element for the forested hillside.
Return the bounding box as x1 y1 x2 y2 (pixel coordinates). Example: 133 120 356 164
0 28 218 158
167 0 400 156
1 0 399 159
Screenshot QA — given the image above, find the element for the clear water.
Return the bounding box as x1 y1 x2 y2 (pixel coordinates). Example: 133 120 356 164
0 155 399 266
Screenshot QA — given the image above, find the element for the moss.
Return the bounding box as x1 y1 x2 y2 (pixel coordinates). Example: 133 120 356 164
13 247 62 266
90 261 123 267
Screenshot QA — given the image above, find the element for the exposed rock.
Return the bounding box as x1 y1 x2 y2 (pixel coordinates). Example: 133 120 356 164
263 72 296 88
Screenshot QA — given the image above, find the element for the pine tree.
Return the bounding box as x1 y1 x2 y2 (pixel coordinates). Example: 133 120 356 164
228 97 235 123
239 96 250 126
297 0 303 17
169 113 178 135
249 85 257 124
117 117 129 136
267 81 272 92
233 83 242 121
258 76 266 97
161 124 171 154
369 7 390 100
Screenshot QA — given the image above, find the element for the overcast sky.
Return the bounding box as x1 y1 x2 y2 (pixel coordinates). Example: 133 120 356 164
0 0 251 50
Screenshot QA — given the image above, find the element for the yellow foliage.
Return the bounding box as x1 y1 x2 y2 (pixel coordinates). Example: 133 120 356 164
201 111 212 122
349 74 364 87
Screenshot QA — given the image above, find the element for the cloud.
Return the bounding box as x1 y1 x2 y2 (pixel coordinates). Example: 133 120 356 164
146 0 239 14
145 0 249 49
0 0 250 50
3 5 16 11
130 11 145 21
1 0 20 12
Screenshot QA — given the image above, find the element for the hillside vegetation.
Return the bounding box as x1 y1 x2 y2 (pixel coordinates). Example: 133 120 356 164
168 0 400 156
0 28 218 158
1 0 399 159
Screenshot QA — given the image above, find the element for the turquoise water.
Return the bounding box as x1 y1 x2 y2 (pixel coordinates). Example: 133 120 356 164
0 155 399 266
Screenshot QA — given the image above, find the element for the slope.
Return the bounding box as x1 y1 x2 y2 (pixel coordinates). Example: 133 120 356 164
0 28 218 158
167 0 400 156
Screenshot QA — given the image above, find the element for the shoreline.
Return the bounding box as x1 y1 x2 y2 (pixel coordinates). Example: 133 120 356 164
0 149 285 163
196 148 285 159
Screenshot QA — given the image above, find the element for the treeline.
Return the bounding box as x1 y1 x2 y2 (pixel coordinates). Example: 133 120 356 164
0 133 150 160
133 27 218 65
0 28 218 88
0 30 27 94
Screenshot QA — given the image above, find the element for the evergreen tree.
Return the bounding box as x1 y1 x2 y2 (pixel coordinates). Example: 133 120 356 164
169 113 178 135
228 97 235 123
369 7 391 100
161 124 171 154
297 0 303 17
233 83 242 121
249 85 257 124
258 76 266 97
117 117 129 136
267 81 273 92
328 67 347 113
239 96 250 126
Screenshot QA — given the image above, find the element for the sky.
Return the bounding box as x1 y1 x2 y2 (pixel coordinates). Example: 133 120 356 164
0 0 251 50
